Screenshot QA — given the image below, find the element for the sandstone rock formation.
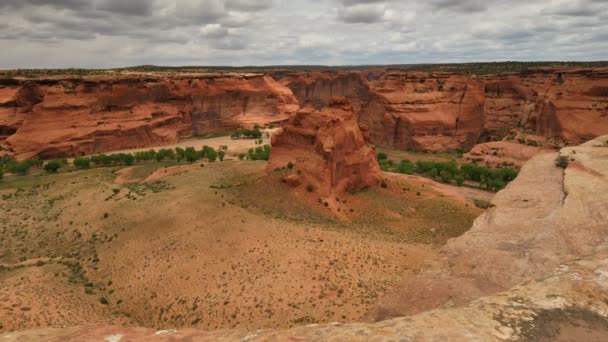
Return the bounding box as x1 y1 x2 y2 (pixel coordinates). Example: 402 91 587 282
464 141 553 168
0 74 298 160
373 134 608 319
266 97 382 199
276 71 370 112
5 135 608 342
1 67 607 160
360 68 608 152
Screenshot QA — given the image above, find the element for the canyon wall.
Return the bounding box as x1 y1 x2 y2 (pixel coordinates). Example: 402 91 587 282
358 68 608 152
1 67 607 160
0 74 298 160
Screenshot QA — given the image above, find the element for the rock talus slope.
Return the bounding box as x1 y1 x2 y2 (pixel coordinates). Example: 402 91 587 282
5 135 608 341
266 96 382 199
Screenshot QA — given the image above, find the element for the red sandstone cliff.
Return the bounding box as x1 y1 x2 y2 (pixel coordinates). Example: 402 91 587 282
267 97 382 199
1 68 606 160
360 68 608 151
275 71 370 112
0 74 298 160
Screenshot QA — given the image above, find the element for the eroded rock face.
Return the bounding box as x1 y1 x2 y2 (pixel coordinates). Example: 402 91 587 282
266 97 382 198
360 68 608 152
1 68 606 160
360 72 486 152
0 74 298 160
276 71 370 112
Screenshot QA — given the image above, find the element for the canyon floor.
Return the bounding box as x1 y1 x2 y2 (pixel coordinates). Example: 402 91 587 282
3 136 605 342
0 142 488 333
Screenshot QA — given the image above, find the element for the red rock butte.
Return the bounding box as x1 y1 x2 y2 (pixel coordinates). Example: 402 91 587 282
266 96 383 198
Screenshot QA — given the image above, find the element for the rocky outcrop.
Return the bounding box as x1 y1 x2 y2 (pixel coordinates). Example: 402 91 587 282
464 141 553 168
373 134 608 319
266 97 382 199
5 135 608 342
360 72 486 151
360 68 608 152
0 74 298 160
276 71 370 112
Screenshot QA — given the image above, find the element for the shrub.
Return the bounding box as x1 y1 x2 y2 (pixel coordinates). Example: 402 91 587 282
397 160 414 175
555 155 569 168
377 152 388 160
381 181 388 188
306 184 314 192
74 157 91 169
287 162 294 169
8 161 31 175
44 160 62 173
99 297 109 305
207 149 217 162
474 199 491 209
218 150 225 162
238 153 246 161
455 175 464 186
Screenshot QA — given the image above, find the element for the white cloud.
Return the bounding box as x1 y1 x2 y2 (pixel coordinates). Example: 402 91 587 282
0 0 606 68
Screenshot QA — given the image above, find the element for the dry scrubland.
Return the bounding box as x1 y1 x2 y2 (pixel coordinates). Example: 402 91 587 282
0 156 485 332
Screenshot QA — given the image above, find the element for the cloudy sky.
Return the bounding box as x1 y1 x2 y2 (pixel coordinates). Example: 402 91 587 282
0 0 607 68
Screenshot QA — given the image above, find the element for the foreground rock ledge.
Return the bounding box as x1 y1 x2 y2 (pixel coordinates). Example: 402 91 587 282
4 135 608 341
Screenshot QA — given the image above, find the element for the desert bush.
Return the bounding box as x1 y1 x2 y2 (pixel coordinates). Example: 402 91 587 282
555 155 569 168
99 297 109 305
306 184 314 192
73 157 91 169
474 199 491 209
377 152 388 160
231 127 263 140
218 150 225 161
207 149 217 162
7 161 32 175
44 160 62 173
455 175 464 186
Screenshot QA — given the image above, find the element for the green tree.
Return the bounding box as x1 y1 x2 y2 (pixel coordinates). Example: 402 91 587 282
218 150 225 162
8 162 31 175
455 175 465 186
207 148 217 162
44 160 62 173
74 157 91 169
